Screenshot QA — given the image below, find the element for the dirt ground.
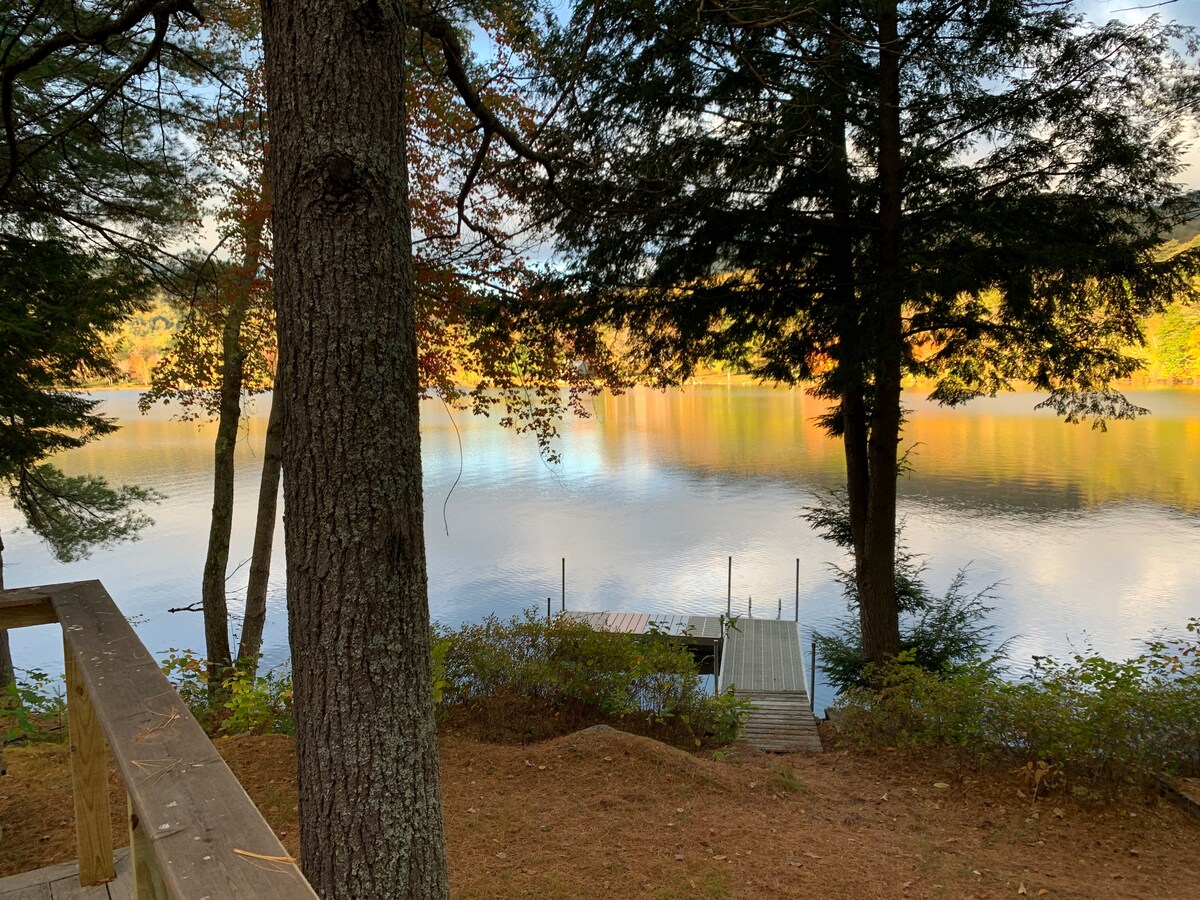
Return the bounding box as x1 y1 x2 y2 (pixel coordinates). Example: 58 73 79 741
2 727 1197 898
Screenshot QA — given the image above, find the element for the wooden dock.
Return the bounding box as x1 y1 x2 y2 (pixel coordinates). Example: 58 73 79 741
0 850 131 899
565 610 821 753
719 619 822 753
563 611 723 644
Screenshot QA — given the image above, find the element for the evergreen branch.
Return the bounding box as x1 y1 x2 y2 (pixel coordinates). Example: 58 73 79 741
0 0 204 200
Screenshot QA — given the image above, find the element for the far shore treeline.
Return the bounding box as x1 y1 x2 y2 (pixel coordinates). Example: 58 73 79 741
98 226 1200 393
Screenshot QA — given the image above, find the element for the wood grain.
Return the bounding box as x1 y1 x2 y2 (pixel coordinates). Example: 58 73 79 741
64 636 114 886
0 582 318 899
0 593 55 629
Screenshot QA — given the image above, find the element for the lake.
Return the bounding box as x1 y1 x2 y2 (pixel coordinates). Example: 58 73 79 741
3 385 1199 712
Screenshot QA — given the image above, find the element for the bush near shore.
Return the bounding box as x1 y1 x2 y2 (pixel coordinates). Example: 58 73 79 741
833 619 1200 795
7 615 1199 798
4 609 746 751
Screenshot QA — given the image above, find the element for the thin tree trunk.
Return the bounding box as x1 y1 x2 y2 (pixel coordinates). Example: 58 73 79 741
1 533 10 775
858 0 905 663
199 306 245 686
826 3 869 591
0 533 10 687
262 2 448 896
236 381 282 673
1 532 14 697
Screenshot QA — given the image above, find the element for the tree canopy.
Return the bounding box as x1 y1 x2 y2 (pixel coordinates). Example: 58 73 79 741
0 0 205 699
537 0 1200 659
0 234 155 561
1 1 212 266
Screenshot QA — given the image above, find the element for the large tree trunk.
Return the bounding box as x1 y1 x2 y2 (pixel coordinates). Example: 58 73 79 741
199 305 246 685
857 0 905 663
262 2 448 897
236 380 282 673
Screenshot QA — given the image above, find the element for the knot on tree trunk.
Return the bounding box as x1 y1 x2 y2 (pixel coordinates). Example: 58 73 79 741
322 154 364 205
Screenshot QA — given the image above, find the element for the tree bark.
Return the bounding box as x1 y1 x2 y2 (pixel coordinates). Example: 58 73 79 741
199 302 246 686
858 0 904 663
1 531 12 690
236 380 282 673
262 1 448 896
0 532 11 691
825 3 870 595
1 533 10 775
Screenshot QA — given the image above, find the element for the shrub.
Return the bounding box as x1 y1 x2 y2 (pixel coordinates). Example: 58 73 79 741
159 649 293 735
815 568 1001 694
834 620 1200 793
1 668 67 743
805 490 1001 692
15 615 748 750
436 609 748 747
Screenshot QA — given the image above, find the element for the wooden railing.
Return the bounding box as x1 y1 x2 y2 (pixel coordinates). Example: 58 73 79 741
0 581 318 898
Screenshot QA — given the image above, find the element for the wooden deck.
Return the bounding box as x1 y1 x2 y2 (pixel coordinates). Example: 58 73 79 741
0 849 130 898
567 610 821 753
1 582 318 899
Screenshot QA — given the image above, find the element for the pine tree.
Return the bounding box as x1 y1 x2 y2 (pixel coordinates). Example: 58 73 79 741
541 0 1200 661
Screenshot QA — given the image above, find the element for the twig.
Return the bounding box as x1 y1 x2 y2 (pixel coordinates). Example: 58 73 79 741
133 705 180 742
167 601 203 613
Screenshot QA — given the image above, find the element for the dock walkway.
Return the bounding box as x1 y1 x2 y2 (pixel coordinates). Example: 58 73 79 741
565 610 821 753
719 618 821 752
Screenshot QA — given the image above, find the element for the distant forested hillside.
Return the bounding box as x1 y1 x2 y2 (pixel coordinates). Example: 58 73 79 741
1165 214 1200 247
97 259 1200 390
98 297 179 385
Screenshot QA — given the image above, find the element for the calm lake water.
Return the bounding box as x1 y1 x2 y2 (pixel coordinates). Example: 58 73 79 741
3 386 1199 711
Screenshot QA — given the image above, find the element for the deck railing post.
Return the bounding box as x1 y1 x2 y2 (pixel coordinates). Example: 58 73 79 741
64 636 115 887
129 796 168 899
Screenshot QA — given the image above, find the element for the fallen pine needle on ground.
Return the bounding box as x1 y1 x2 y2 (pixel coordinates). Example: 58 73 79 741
2 727 1196 898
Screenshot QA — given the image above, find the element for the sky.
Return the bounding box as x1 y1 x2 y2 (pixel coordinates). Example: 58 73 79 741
1086 0 1200 187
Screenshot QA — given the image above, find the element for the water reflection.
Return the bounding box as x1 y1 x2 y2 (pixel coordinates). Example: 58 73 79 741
3 386 1198 712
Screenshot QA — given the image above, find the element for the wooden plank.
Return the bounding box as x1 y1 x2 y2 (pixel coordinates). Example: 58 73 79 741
47 876 109 900
0 853 129 899
0 862 83 895
45 850 130 900
48 872 113 900
64 635 115 887
0 593 56 630
34 581 317 900
0 868 59 896
0 884 51 899
129 796 167 900
107 842 133 900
